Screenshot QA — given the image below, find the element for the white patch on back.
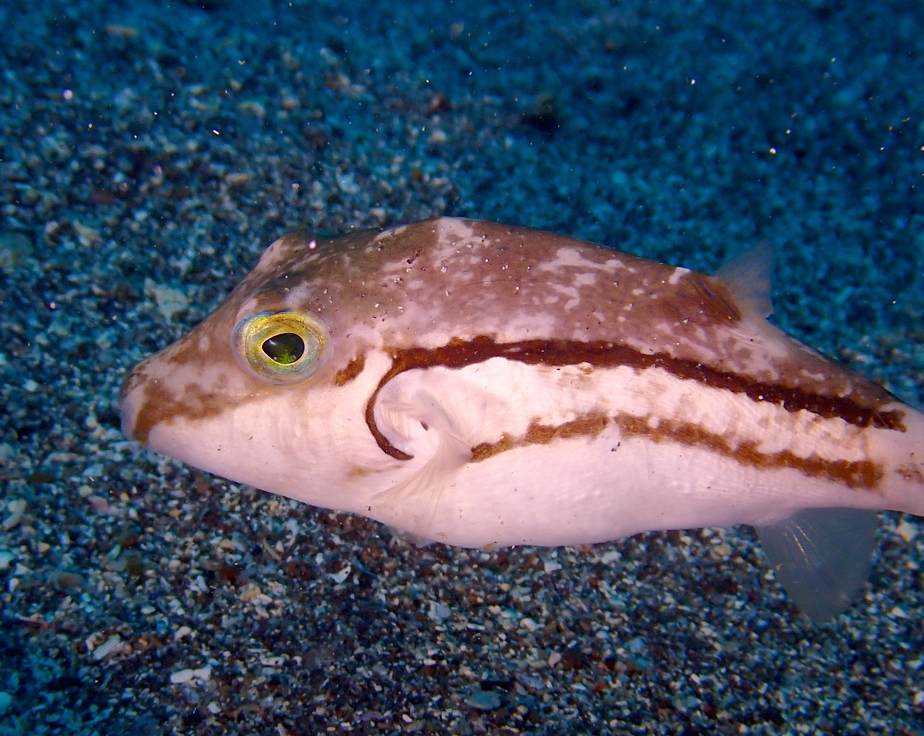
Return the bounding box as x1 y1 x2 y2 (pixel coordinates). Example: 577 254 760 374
538 247 620 275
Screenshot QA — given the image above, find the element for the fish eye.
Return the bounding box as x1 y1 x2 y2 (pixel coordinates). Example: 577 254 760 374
232 311 327 383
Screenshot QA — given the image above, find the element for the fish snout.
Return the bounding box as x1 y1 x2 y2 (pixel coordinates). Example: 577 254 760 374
118 363 151 443
119 376 139 442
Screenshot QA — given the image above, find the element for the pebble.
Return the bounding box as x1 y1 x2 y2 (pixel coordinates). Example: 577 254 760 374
463 690 502 711
626 636 648 655
169 669 195 685
428 600 451 621
2 500 27 531
143 279 189 322
91 635 124 661
329 564 352 584
169 665 211 685
896 520 919 542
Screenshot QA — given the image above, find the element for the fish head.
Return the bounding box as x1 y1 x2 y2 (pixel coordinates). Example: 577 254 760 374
119 225 433 512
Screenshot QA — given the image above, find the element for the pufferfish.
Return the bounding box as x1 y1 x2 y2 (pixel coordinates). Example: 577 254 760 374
120 217 924 621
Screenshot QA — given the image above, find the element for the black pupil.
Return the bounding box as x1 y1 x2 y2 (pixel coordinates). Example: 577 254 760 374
262 333 306 365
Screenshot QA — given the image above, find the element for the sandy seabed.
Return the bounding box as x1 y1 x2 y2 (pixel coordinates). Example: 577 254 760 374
1 0 923 733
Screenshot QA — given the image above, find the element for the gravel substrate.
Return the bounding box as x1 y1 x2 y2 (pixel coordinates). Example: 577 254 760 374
2 0 924 734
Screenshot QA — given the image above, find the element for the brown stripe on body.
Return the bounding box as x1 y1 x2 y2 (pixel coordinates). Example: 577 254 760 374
469 411 883 491
365 335 906 461
615 415 884 491
471 412 610 462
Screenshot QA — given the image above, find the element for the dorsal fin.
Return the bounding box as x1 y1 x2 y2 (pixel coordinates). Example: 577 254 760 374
716 242 774 318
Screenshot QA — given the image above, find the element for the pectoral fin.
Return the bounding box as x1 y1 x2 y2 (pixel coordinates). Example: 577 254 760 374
755 507 880 622
371 389 472 540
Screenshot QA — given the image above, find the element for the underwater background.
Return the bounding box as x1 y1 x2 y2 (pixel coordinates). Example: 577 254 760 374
1 0 923 733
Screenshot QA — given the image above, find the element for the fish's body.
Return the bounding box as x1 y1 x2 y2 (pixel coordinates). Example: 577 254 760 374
121 218 924 618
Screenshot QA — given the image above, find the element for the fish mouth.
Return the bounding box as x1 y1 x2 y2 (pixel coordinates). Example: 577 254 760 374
119 356 160 444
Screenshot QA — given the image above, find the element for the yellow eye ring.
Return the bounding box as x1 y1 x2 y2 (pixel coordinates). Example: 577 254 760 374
232 311 327 383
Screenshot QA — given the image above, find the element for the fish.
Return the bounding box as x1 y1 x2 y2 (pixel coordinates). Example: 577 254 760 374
120 217 924 621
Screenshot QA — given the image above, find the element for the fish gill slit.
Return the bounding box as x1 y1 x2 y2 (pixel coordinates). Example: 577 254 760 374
364 335 906 461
